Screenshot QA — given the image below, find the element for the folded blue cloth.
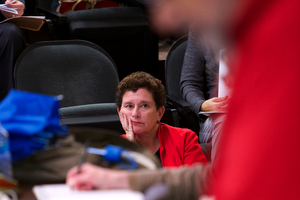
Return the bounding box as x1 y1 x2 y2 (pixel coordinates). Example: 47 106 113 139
0 89 68 162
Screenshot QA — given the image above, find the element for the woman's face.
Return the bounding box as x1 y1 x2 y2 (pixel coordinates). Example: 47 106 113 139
118 88 164 136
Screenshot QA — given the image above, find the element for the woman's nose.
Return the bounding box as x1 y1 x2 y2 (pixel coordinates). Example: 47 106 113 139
131 107 140 117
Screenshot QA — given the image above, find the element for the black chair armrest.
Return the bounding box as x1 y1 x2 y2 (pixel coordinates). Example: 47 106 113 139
166 94 191 110
36 6 68 26
166 94 202 135
167 94 207 122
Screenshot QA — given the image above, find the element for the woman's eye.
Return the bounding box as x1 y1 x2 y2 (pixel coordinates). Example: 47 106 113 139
142 104 148 108
125 104 133 108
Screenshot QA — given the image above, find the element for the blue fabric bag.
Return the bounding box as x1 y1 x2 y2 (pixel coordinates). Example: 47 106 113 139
0 89 68 162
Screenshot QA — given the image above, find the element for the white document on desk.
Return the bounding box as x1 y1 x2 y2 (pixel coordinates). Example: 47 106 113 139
33 184 144 200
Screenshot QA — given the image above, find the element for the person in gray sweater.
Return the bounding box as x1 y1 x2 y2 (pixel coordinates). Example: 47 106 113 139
180 25 228 161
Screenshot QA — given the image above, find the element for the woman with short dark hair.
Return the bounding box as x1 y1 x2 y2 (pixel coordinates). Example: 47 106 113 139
116 71 207 167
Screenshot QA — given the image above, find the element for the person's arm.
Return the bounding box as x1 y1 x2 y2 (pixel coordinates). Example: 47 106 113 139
67 162 214 200
129 164 214 200
180 26 220 115
180 27 207 116
67 163 130 190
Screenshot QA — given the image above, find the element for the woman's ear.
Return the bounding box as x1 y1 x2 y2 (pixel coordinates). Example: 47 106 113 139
117 107 120 114
158 106 165 120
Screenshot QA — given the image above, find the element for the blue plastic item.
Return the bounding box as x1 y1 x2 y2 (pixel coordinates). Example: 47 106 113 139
0 89 68 162
86 145 138 170
104 145 123 162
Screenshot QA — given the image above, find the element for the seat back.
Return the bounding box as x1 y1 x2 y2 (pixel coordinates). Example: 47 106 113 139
35 0 59 11
35 2 159 79
164 35 212 161
163 35 200 133
165 35 188 98
65 7 159 79
14 40 119 108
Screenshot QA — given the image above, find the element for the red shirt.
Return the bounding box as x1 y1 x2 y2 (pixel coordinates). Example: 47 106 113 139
214 0 300 199
121 123 207 167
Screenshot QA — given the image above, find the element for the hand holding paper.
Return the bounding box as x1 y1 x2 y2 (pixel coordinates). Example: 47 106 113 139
0 1 18 15
199 49 231 115
0 0 24 19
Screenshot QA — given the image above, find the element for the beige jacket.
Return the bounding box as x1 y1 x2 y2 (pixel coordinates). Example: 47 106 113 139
129 164 214 200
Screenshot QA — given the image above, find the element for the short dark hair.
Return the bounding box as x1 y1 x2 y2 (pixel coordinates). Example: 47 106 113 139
115 71 166 110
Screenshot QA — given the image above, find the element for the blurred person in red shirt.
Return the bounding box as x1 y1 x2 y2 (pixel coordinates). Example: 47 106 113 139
67 0 300 199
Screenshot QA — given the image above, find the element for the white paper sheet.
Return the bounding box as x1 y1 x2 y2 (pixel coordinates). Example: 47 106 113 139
218 49 232 98
0 0 18 14
199 49 230 115
33 184 144 200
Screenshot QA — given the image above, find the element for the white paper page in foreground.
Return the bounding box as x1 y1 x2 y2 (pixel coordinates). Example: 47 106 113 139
33 184 144 200
218 49 232 98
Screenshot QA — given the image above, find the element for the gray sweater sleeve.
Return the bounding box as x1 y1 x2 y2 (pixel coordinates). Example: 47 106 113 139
180 27 219 116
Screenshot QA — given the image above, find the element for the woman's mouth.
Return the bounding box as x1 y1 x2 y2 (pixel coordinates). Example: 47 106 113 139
132 121 142 125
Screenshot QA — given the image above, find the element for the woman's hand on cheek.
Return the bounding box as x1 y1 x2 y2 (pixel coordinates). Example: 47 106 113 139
126 117 135 142
120 113 135 143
